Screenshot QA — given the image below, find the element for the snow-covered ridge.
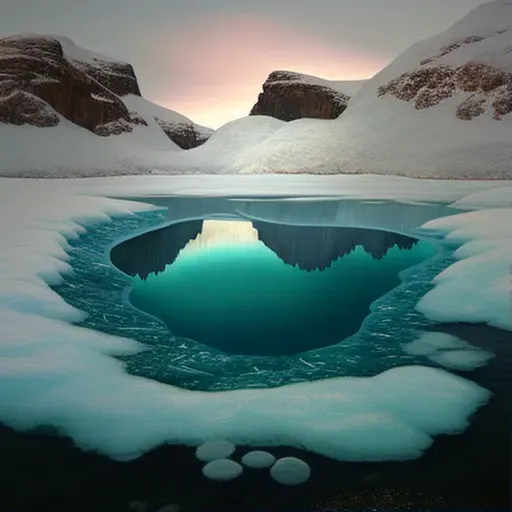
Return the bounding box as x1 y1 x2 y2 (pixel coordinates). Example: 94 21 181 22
0 34 217 175
250 70 366 122
2 1 512 178
229 0 512 178
263 70 366 99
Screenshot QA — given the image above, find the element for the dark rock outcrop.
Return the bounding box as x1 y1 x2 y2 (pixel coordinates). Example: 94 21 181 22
154 118 212 149
70 55 141 97
378 30 512 120
0 34 212 147
250 70 351 121
0 35 137 135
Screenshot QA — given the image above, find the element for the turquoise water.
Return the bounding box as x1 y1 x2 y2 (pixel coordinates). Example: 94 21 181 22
51 209 454 391
129 240 437 356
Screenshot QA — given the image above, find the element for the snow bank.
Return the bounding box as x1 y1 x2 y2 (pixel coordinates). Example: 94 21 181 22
167 116 286 173
416 207 512 330
0 111 183 177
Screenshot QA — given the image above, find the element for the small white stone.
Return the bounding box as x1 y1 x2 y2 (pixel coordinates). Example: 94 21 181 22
270 457 311 486
195 440 236 462
241 450 276 468
202 459 243 481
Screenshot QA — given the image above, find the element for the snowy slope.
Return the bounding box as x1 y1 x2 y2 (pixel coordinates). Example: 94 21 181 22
229 0 512 178
0 115 184 177
56 35 122 64
123 95 213 139
166 116 286 173
0 35 215 177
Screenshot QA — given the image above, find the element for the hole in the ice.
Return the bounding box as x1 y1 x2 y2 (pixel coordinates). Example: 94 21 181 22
110 219 437 357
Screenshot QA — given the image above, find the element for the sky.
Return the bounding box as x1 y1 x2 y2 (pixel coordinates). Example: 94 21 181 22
2 0 490 128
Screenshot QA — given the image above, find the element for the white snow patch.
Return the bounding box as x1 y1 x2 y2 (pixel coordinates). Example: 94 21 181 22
450 186 512 210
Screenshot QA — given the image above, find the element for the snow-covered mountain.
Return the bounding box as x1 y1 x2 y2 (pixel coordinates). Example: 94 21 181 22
1 1 512 178
230 0 512 178
0 34 213 176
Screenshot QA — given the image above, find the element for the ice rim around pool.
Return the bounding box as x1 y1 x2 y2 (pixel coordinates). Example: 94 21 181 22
47 197 486 393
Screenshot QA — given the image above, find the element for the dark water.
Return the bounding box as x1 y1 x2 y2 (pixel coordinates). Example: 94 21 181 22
129 242 436 356
0 323 510 512
1 202 509 511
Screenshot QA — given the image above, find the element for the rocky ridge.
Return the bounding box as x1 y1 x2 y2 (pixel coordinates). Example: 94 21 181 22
250 70 362 121
377 29 512 120
0 34 211 147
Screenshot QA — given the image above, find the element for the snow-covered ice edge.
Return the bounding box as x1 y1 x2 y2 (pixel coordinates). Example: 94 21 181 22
0 175 509 462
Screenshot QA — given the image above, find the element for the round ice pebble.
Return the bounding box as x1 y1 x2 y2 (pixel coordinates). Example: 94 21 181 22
241 450 276 468
195 440 236 462
270 457 311 485
202 459 243 481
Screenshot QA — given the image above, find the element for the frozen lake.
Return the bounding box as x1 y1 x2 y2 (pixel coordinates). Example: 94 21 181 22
0 175 510 510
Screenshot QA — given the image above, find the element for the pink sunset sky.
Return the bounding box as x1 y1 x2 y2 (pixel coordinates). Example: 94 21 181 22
146 15 386 128
1 0 489 128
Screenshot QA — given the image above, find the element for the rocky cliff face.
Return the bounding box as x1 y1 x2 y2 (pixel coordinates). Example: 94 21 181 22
0 34 211 146
0 35 137 135
250 71 359 121
154 118 212 149
377 30 512 121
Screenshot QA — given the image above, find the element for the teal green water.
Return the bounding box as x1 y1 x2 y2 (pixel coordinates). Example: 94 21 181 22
129 241 437 356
